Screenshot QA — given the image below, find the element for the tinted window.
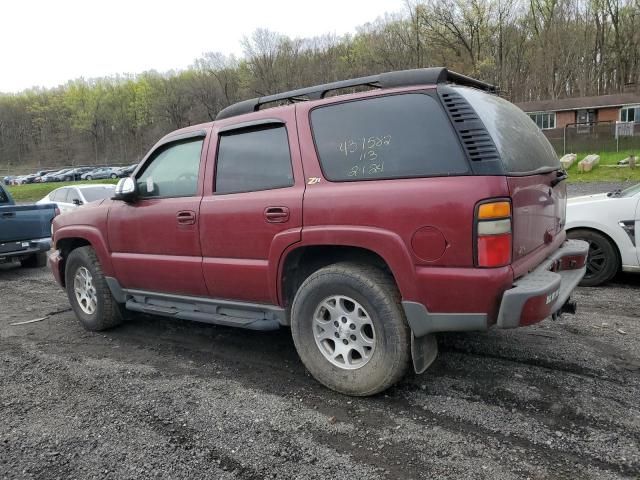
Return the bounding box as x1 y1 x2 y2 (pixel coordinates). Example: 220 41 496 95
81 185 116 202
215 126 293 194
0 187 8 204
455 86 560 174
137 139 203 198
311 94 468 181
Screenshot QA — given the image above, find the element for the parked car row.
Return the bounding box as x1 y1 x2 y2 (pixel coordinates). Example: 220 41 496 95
3 164 138 185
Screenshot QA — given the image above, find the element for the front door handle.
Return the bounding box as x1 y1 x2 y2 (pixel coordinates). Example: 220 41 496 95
1 212 16 218
264 206 290 223
176 210 196 225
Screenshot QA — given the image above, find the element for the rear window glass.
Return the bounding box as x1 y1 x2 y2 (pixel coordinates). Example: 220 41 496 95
455 86 560 174
311 94 469 181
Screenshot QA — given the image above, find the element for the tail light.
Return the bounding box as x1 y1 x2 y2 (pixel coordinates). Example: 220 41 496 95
476 200 511 267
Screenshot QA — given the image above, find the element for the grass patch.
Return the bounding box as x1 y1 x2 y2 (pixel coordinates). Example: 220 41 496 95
6 179 119 202
566 150 640 183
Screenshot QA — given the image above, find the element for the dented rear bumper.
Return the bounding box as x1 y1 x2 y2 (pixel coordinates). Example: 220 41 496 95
496 239 588 328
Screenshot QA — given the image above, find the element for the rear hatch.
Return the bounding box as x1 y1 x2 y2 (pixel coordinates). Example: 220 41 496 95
454 87 565 277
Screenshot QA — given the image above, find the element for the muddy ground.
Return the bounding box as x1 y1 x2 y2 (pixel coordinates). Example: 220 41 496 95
1 181 638 479
1 264 638 480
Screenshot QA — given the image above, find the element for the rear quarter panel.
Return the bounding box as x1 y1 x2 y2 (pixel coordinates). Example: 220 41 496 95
295 98 511 309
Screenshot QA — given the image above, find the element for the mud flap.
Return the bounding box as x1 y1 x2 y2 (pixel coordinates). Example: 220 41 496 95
411 333 438 374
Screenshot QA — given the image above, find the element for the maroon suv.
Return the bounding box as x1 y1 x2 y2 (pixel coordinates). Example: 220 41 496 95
49 68 588 396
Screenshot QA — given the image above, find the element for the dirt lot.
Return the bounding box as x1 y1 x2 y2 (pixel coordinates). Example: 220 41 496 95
0 260 638 480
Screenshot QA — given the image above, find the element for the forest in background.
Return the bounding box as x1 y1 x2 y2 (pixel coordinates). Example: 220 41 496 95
1 0 639 173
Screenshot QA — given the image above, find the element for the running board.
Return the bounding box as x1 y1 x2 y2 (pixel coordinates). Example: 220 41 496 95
105 277 285 331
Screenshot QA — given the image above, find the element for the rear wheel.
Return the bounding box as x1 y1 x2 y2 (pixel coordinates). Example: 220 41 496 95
65 246 124 331
85 175 92 181
291 263 411 396
110 173 117 179
567 229 618 286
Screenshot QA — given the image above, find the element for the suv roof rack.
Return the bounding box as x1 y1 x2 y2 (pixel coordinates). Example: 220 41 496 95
216 67 496 120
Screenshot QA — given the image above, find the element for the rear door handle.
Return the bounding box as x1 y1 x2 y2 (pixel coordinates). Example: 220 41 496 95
1 212 16 218
264 206 290 223
176 210 196 225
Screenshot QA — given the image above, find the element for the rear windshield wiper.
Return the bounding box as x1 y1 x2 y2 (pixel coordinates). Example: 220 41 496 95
550 169 568 187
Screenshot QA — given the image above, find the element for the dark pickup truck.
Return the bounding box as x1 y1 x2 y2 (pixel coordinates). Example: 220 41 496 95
0 183 57 268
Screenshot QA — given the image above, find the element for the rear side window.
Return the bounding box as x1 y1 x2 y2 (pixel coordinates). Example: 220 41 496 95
215 126 294 194
311 94 469 181
455 86 560 174
0 187 8 203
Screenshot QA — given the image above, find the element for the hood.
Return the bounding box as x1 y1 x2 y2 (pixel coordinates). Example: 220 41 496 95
567 192 609 205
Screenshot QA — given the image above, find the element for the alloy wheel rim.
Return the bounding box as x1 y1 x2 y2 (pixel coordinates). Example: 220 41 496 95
312 295 376 370
73 266 97 315
585 241 606 279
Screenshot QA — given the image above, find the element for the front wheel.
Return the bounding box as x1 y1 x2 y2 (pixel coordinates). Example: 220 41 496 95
85 175 92 181
291 263 411 396
65 246 124 331
567 229 619 286
110 174 117 179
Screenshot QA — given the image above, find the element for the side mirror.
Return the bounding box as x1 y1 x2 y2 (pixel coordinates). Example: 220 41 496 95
113 177 137 202
72 199 83 206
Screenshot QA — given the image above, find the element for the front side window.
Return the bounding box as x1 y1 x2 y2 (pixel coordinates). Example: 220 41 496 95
0 187 8 204
621 105 639 123
51 188 68 202
67 188 82 204
137 138 204 198
215 126 294 194
528 112 557 130
311 93 469 181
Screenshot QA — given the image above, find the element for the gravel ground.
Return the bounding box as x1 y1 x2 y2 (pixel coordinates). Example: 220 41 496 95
1 182 638 479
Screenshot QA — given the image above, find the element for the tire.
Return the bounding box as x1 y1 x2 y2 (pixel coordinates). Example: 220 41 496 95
110 174 117 179
567 229 619 286
64 176 71 182
65 246 124 331
291 262 411 396
85 175 92 181
21 252 47 268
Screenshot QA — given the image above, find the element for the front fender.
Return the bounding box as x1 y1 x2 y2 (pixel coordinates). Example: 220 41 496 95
55 225 114 276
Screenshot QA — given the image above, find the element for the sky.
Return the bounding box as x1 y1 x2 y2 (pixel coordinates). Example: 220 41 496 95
0 0 406 93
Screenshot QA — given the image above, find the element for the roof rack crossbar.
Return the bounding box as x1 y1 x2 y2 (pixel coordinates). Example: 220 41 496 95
216 67 497 120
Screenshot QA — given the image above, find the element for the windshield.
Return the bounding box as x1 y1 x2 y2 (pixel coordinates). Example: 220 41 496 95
620 183 640 197
81 186 115 202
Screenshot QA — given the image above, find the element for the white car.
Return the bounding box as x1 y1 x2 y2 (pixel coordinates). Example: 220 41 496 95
566 183 640 286
36 184 116 214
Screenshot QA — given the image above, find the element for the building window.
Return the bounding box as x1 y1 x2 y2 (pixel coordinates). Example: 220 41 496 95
528 112 557 130
621 105 639 123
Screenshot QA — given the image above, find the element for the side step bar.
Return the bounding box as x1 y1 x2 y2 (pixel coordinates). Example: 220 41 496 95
106 277 285 331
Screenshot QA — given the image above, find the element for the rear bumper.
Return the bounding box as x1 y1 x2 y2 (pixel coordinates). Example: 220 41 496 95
0 238 51 262
496 239 588 328
403 239 588 337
